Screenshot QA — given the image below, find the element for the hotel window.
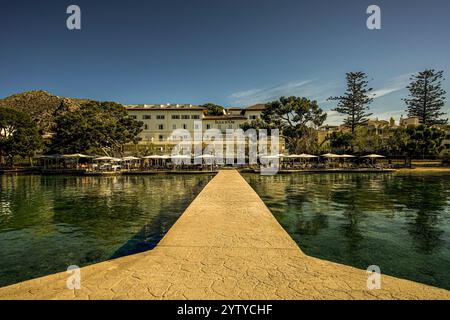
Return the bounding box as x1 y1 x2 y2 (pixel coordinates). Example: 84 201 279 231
250 115 257 120
158 124 164 130
159 135 164 141
156 115 165 120
191 115 200 119
172 124 177 129
130 115 137 120
206 124 211 130
143 115 151 120
183 124 187 129
194 124 199 130
144 124 149 130
181 115 190 119
171 115 180 119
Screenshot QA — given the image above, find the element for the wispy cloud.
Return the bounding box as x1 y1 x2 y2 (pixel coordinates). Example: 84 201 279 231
323 110 345 126
324 73 414 125
371 73 412 99
228 80 338 106
229 73 420 126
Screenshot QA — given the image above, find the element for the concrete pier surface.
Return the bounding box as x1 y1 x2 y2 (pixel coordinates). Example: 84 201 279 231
0 170 449 300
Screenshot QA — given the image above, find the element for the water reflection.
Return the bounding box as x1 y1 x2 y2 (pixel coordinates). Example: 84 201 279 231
0 174 212 287
384 175 448 254
245 173 450 290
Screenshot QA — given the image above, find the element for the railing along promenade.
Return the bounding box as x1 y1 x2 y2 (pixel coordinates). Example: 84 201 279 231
0 170 449 299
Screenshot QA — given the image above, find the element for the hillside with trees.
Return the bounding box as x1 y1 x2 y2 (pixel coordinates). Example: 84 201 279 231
0 91 143 164
0 90 88 134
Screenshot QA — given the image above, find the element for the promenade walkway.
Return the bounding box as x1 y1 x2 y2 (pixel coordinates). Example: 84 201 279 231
0 170 449 299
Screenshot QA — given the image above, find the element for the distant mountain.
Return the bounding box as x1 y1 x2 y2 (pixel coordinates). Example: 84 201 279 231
0 90 91 134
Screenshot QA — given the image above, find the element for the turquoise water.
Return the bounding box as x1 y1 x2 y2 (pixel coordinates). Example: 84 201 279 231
0 174 212 287
244 173 450 290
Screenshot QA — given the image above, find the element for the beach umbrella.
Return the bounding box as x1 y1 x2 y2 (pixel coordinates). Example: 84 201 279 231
321 153 341 158
362 154 385 166
62 154 92 158
299 154 319 165
284 154 316 158
142 155 164 168
194 154 216 159
94 156 114 161
298 154 319 158
294 154 319 166
94 156 122 161
261 155 281 160
38 154 62 159
122 156 140 170
340 154 356 158
321 153 341 168
284 154 317 164
62 154 92 169
362 154 385 158
37 154 63 169
171 154 192 166
260 154 287 160
195 154 216 162
171 154 191 159
122 156 140 161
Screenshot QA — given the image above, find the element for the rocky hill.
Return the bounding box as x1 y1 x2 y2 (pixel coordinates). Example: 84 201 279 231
0 90 91 134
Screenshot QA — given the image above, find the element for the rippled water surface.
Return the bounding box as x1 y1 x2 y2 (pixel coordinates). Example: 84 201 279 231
0 174 213 287
244 172 450 290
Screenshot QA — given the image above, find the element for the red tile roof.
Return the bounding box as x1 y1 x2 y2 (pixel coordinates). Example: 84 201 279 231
245 104 266 111
203 115 247 120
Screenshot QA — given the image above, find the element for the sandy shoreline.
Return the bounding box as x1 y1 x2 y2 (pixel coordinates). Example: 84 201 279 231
396 167 450 173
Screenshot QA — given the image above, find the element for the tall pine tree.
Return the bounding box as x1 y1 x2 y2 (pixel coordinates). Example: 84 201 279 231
328 72 373 133
403 69 447 126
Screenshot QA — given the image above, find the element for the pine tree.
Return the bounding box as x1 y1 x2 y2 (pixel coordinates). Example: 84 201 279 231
403 69 447 126
328 72 373 133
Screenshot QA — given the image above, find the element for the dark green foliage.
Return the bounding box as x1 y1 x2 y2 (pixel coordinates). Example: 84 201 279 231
50 102 143 156
199 103 225 116
0 107 43 165
328 72 374 133
329 132 354 153
241 96 327 154
405 125 445 158
383 126 445 158
240 118 275 131
403 69 447 126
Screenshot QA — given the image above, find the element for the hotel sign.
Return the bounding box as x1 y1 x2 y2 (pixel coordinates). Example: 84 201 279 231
215 120 236 124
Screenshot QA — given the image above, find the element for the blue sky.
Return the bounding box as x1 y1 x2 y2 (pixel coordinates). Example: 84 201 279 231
1 0 449 125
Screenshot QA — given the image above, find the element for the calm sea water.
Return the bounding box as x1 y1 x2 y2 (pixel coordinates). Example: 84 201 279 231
0 174 212 287
244 173 450 290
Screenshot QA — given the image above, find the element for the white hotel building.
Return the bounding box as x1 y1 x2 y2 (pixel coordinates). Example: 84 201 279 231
125 103 283 152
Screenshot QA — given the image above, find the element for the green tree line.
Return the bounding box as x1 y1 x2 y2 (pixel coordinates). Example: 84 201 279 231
0 101 143 167
242 69 448 158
